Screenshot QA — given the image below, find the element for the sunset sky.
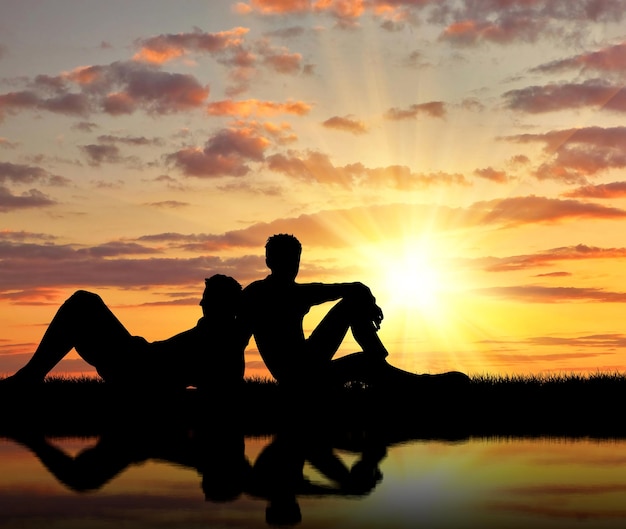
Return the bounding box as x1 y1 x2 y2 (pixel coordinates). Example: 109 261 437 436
2 0 626 379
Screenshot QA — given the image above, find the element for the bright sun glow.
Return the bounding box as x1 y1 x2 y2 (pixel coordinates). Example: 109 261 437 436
366 240 451 319
385 253 443 312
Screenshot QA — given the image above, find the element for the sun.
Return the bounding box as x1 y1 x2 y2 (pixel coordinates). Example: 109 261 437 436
384 252 444 313
361 238 451 319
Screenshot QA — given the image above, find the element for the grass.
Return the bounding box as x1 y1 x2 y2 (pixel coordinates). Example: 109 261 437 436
2 372 626 439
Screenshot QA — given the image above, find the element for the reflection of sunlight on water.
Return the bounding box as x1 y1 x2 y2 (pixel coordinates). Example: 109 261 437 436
3 436 626 528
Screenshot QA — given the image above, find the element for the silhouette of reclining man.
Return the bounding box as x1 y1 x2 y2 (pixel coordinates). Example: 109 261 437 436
0 274 243 392
235 233 469 392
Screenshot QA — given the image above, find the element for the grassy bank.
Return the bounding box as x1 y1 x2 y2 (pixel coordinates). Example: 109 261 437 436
2 372 625 439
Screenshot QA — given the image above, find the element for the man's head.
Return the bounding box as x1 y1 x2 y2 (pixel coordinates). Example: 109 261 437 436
200 274 242 318
265 233 302 282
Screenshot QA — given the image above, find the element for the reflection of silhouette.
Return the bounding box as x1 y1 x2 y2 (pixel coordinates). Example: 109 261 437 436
0 274 243 392
6 419 250 502
5 418 388 527
248 426 386 525
235 233 469 392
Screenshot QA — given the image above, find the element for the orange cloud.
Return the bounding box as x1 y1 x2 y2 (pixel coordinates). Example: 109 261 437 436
563 181 626 199
477 285 626 303
474 195 626 227
322 115 368 134
474 167 509 183
267 151 467 189
207 99 311 117
133 27 250 65
485 244 626 272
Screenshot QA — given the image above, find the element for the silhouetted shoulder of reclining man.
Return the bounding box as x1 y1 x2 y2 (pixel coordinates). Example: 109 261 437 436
233 233 469 393
0 274 244 393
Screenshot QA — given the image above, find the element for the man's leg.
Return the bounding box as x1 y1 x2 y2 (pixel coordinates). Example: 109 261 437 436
306 298 388 363
6 290 134 383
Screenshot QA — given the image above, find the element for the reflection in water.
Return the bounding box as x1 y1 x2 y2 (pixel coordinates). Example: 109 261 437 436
2 431 626 528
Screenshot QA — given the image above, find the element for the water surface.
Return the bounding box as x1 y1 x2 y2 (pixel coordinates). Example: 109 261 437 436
2 435 626 528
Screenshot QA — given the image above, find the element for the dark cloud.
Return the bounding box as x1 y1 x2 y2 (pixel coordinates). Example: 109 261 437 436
532 41 626 74
0 61 209 120
0 186 56 212
80 144 123 166
505 126 626 183
503 79 626 114
97 134 164 146
0 162 49 184
167 128 269 177
384 101 446 120
144 200 190 208
321 115 368 135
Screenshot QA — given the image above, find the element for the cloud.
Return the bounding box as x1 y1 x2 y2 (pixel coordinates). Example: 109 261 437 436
97 134 164 147
322 115 368 134
133 27 250 64
206 98 311 117
0 240 234 293
80 144 124 166
532 41 626 74
0 186 56 212
0 61 209 120
144 200 190 209
237 1 626 42
505 126 626 183
472 195 626 227
562 181 626 199
439 17 547 46
477 284 626 303
503 79 626 114
384 101 446 120
485 244 626 272
0 137 19 149
267 150 468 189
474 167 510 183
0 162 51 184
167 127 270 177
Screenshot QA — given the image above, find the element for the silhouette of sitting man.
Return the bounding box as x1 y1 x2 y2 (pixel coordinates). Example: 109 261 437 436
235 233 470 391
234 234 395 388
0 274 243 392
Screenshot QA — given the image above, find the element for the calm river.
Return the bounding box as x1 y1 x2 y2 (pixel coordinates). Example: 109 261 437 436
1 434 626 528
